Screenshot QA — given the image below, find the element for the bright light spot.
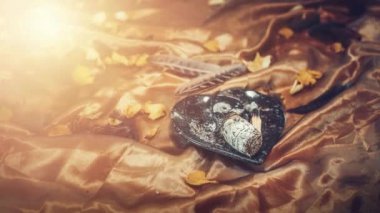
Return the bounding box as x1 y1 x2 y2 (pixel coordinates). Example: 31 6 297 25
21 5 70 45
114 11 129 21
92 12 107 26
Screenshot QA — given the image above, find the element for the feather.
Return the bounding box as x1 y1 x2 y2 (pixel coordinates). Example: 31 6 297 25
150 55 223 78
176 63 247 95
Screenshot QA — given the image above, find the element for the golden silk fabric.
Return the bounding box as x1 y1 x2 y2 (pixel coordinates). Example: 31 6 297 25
0 0 379 212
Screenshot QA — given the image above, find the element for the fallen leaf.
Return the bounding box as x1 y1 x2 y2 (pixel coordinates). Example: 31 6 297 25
144 126 159 140
331 42 345 53
143 102 166 120
48 125 72 136
106 52 129 66
115 93 142 118
72 65 95 85
203 39 220 52
124 104 142 119
279 27 294 39
297 68 322 86
246 52 272 72
290 68 323 95
0 106 13 122
185 170 217 186
136 54 150 66
289 80 304 95
129 54 150 67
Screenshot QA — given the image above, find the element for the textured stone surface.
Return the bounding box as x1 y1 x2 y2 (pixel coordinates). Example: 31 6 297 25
171 88 285 164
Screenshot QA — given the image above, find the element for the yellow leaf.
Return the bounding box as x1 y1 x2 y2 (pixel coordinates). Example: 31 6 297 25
134 54 149 66
109 52 130 66
331 42 345 53
290 68 323 95
279 27 294 39
185 170 217 186
297 68 322 86
203 40 220 52
115 93 142 118
246 52 272 72
144 126 159 140
48 125 71 137
72 65 95 85
124 103 142 119
143 102 166 120
0 106 13 122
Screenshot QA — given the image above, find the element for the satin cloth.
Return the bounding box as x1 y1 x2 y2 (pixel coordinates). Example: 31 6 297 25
0 0 379 212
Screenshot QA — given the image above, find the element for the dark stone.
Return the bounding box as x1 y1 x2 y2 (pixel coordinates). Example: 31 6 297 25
170 88 285 164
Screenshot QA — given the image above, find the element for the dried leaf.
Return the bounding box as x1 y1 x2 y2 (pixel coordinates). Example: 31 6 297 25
297 68 322 86
48 125 72 136
203 39 220 52
331 42 345 53
144 126 159 140
107 52 129 66
0 106 13 122
143 102 166 120
124 104 142 119
130 54 149 67
72 65 95 85
116 93 142 118
279 27 294 39
289 80 304 95
290 68 323 95
246 52 271 72
185 170 217 186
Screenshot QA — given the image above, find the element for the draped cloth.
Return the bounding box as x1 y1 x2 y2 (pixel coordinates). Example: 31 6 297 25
0 0 379 212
